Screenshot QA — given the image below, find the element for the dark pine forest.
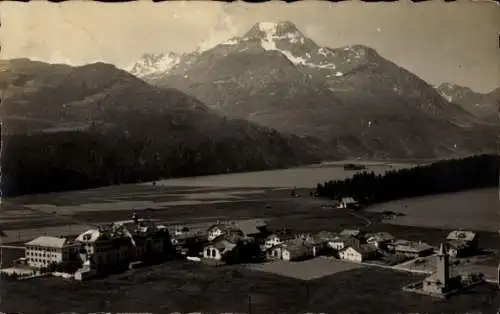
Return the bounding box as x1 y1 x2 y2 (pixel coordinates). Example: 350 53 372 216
315 154 499 205
1 130 318 198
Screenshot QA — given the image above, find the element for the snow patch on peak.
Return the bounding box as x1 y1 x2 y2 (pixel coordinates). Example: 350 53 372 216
259 22 278 34
439 91 453 103
126 52 181 78
221 38 239 46
335 72 343 77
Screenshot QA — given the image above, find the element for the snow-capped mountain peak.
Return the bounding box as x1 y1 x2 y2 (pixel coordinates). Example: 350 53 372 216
237 21 338 70
126 52 181 78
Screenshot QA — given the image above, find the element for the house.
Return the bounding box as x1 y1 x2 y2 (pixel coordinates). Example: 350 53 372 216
393 240 434 258
281 241 317 261
172 225 190 236
266 244 284 260
365 232 395 249
338 197 360 209
203 236 239 261
339 244 378 262
446 230 478 254
24 236 81 269
328 235 361 250
264 229 296 250
207 222 244 241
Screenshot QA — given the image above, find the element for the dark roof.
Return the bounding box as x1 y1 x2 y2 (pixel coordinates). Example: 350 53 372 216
344 244 377 255
235 219 266 236
283 242 313 256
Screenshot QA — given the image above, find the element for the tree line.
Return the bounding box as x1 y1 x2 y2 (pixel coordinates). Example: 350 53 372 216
315 154 499 204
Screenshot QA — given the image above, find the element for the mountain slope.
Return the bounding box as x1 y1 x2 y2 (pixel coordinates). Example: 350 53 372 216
135 21 496 159
0 58 334 196
436 83 500 121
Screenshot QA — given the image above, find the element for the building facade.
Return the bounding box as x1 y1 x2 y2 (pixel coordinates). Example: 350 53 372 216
24 236 80 269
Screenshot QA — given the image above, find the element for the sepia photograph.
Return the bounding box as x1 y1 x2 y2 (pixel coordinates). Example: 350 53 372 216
0 1 499 313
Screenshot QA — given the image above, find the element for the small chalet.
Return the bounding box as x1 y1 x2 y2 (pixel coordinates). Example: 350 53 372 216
207 222 244 241
338 197 360 209
203 235 241 260
365 232 395 249
339 244 378 262
281 241 318 261
267 244 284 260
264 229 296 250
328 235 361 251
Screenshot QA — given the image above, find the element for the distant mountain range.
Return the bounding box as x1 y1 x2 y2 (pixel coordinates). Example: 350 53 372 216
435 83 499 122
128 21 497 159
0 58 332 196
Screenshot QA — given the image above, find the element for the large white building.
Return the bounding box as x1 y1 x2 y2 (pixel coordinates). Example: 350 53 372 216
24 236 79 269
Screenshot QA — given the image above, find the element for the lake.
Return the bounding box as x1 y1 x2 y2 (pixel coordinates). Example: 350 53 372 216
366 188 500 232
145 161 415 188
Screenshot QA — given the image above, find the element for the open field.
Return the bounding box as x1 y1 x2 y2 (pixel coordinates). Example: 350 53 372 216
246 256 365 280
2 260 500 314
366 188 500 232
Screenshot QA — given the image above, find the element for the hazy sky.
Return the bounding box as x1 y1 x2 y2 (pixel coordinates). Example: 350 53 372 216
1 1 499 92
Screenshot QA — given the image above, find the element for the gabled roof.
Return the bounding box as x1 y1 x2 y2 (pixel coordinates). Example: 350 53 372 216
213 240 237 253
25 236 68 248
446 230 476 242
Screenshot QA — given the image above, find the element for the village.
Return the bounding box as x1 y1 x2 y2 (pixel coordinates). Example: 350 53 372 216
0 201 491 299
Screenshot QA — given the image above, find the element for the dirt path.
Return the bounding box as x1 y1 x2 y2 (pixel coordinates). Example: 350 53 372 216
347 210 372 227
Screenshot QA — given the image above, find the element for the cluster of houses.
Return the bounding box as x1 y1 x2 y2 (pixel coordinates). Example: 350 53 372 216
0 211 481 281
